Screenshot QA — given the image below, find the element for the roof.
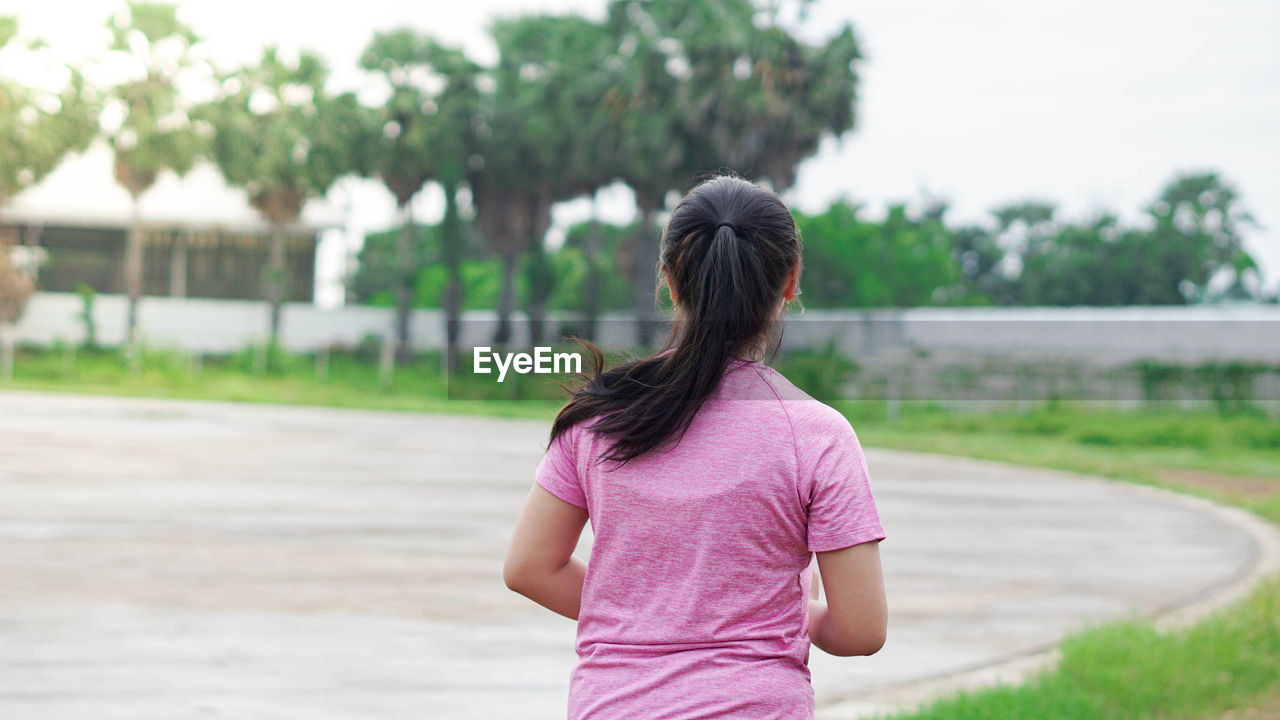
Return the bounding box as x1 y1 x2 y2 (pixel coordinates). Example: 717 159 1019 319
3 141 345 233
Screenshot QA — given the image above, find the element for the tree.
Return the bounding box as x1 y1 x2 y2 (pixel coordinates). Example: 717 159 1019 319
0 242 33 379
0 242 33 326
423 49 483 370
676 5 861 192
950 223 1006 305
101 2 204 339
983 173 1263 307
988 201 1057 305
0 17 97 210
602 0 864 342
359 30 480 363
600 3 696 343
349 220 489 308
1012 213 1130 306
353 219 635 320
562 218 640 339
0 16 96 374
1145 172 1258 303
471 16 586 348
484 14 618 347
198 47 363 343
794 200 961 308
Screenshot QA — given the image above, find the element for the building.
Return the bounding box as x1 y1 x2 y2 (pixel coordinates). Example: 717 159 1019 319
1 142 340 303
0 218 319 303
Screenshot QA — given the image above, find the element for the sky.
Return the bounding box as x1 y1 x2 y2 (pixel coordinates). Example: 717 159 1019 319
2 0 1277 305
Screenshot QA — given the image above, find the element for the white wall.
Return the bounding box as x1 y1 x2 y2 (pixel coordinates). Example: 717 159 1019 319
14 292 1280 363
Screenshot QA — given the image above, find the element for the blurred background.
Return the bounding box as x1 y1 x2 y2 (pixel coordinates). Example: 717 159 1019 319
0 0 1276 410
1 2 1279 718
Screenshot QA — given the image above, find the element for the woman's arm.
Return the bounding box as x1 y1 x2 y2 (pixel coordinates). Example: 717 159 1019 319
807 540 887 657
503 483 590 620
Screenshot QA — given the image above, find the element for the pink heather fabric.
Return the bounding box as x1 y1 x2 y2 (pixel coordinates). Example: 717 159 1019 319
534 358 886 719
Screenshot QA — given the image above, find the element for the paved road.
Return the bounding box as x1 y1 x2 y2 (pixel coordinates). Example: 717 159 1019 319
0 391 1260 719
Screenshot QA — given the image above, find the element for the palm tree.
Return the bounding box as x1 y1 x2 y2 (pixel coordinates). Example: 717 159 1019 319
359 30 480 364
483 14 620 346
197 47 364 344
101 2 203 339
470 20 561 348
0 17 97 212
599 1 703 345
469 157 550 348
604 0 864 343
1 16 96 375
431 52 483 371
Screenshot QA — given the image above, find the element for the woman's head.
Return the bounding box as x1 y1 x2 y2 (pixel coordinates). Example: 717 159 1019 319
552 175 802 464
660 175 802 359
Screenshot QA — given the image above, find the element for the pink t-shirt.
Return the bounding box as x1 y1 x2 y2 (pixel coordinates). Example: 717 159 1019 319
534 358 886 719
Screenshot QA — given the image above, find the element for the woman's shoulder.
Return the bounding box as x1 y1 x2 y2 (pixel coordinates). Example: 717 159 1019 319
730 363 853 433
721 361 849 427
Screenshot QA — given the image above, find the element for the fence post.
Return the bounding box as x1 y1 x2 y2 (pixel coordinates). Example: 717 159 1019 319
126 333 142 376
63 341 75 380
252 342 267 376
886 365 901 424
1015 364 1032 415
379 334 394 390
316 347 329 383
0 324 13 382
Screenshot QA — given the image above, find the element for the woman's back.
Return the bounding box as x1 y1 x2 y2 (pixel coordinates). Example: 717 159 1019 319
506 175 886 719
536 359 884 719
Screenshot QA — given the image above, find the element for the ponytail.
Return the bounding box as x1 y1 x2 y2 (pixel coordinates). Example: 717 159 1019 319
551 176 800 465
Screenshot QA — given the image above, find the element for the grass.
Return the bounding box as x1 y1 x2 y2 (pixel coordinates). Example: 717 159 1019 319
839 402 1280 720
880 576 1280 720
2 343 561 420
842 401 1280 507
4 346 1280 719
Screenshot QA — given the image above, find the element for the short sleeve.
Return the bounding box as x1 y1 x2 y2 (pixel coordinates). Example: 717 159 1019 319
800 412 885 553
535 426 588 509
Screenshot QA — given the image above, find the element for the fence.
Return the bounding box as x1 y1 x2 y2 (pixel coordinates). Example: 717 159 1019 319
11 292 1280 407
15 292 1280 357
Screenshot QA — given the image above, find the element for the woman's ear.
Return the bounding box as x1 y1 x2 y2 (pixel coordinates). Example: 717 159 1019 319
664 268 680 306
782 263 801 302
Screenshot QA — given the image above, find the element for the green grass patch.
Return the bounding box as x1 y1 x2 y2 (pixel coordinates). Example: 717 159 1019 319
840 401 1280 510
2 344 561 420
887 575 1280 720
837 401 1280 720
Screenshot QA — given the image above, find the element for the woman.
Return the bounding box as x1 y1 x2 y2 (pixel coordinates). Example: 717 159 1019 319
504 175 887 719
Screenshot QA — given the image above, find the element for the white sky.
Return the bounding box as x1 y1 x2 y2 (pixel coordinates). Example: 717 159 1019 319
2 0 1277 305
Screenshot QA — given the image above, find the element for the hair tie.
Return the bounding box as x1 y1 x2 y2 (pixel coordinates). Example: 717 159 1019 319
715 221 737 234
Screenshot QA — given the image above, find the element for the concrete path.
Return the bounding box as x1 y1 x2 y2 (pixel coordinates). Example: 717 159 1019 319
0 391 1264 719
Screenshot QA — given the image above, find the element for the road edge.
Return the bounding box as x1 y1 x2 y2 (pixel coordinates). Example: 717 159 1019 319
816 452 1280 720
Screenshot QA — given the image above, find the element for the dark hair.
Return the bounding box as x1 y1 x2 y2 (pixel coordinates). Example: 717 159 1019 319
550 175 802 464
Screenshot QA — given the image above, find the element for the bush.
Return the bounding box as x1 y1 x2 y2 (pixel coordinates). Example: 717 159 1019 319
774 341 857 404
